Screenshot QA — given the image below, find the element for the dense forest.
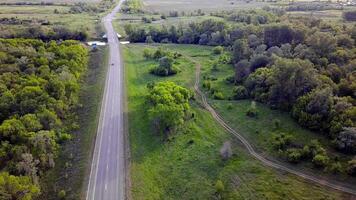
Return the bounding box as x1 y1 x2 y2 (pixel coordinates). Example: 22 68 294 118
124 9 356 175
0 38 88 198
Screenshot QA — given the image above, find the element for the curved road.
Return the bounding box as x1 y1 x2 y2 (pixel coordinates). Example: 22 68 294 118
86 1 126 200
191 58 356 196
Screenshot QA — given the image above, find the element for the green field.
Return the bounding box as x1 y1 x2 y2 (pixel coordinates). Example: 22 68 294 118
143 0 275 13
0 5 102 39
123 43 349 199
0 0 100 4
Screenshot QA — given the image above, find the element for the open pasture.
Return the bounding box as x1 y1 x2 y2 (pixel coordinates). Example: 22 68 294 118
0 0 100 4
143 0 274 13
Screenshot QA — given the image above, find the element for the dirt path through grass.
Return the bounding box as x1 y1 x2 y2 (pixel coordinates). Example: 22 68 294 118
187 55 356 196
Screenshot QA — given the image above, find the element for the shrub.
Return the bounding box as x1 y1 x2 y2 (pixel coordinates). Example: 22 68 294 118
211 61 219 71
213 91 224 100
303 140 326 158
328 162 342 174
273 119 281 129
347 158 356 176
272 132 293 150
213 46 224 54
227 104 233 110
202 80 211 90
215 180 225 194
286 148 303 163
233 86 248 100
220 141 233 160
246 101 258 117
58 190 66 199
150 56 179 76
143 48 153 59
335 127 356 154
312 154 329 168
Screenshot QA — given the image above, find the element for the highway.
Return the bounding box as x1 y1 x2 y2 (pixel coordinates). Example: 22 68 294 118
86 1 126 199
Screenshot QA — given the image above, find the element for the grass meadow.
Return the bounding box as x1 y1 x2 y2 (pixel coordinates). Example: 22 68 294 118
123 43 349 199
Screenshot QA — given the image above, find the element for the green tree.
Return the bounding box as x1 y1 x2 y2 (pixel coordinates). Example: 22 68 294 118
146 82 192 136
268 58 319 110
0 172 40 200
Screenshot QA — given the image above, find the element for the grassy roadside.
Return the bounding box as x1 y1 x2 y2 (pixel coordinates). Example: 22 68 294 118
123 43 347 199
38 45 109 200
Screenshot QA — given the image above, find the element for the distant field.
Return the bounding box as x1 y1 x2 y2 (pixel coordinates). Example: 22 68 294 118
0 0 100 4
0 5 101 38
143 0 274 12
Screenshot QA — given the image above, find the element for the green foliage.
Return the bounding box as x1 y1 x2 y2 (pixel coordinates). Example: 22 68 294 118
335 127 356 153
246 101 258 117
271 132 293 150
213 46 224 55
233 85 248 100
146 81 192 136
272 119 281 129
312 154 329 168
347 158 356 176
122 0 143 13
150 56 179 76
286 148 303 163
215 180 225 194
213 91 224 100
0 39 88 192
0 172 40 200
58 190 66 199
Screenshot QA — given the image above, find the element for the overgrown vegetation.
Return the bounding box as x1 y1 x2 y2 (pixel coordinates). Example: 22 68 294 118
124 44 347 199
0 38 88 197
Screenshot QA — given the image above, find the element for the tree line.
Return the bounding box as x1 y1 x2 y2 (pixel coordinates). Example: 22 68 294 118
0 38 88 198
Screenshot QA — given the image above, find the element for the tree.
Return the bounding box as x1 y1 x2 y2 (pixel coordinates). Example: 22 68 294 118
263 25 294 47
150 56 178 76
20 114 42 133
146 82 192 136
268 58 319 110
0 118 27 142
249 54 270 72
292 88 333 132
232 39 248 63
245 67 273 102
335 127 356 153
306 32 336 57
0 172 40 200
234 60 250 84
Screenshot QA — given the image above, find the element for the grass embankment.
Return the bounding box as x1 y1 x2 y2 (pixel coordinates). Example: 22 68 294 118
39 46 109 200
124 43 347 199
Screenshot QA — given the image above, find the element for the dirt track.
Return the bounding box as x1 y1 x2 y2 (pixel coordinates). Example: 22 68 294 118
190 57 356 196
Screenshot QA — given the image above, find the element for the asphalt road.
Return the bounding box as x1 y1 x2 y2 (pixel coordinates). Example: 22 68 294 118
86 1 126 200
